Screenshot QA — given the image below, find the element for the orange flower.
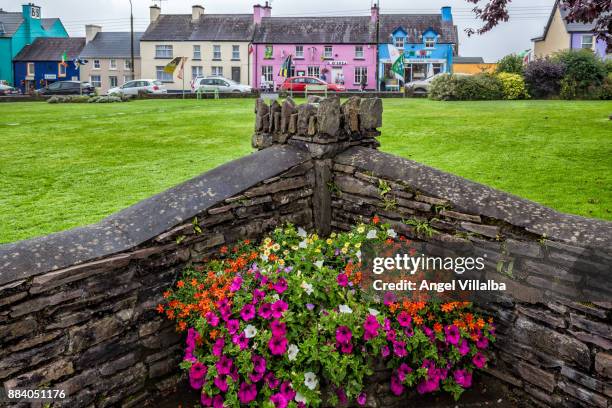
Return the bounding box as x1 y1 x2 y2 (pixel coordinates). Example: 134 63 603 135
210 329 219 340
388 302 399 313
372 215 380 224
441 303 455 313
433 322 443 333
244 239 251 245
163 291 171 299
220 246 228 254
177 280 185 288
191 278 198 287
166 309 175 320
413 315 424 325
477 318 486 329
156 304 164 313
178 321 187 332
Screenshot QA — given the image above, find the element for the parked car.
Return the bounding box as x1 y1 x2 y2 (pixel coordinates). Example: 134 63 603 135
280 76 345 92
35 81 95 95
191 77 252 93
108 79 167 96
406 73 470 95
0 84 20 95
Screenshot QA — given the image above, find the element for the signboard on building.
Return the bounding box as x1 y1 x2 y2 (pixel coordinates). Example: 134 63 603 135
44 74 57 80
330 61 347 66
30 6 41 19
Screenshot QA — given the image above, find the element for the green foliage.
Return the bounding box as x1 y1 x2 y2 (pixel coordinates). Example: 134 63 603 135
404 217 438 238
523 58 566 98
429 74 503 101
553 49 607 99
496 54 524 75
496 73 529 100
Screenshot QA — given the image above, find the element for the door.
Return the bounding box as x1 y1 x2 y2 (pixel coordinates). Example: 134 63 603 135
331 67 344 85
216 79 231 93
231 67 241 84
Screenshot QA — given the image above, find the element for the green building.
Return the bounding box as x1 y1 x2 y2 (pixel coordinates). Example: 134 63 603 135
0 3 68 85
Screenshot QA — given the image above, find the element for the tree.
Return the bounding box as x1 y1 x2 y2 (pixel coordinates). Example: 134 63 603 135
496 54 524 75
464 0 611 52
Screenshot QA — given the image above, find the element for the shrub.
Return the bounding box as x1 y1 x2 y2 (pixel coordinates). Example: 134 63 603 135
523 59 565 98
496 73 529 100
428 74 458 101
496 54 524 75
160 221 496 407
553 49 606 99
429 74 503 101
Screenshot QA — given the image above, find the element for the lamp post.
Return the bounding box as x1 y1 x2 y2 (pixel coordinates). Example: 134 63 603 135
129 0 135 79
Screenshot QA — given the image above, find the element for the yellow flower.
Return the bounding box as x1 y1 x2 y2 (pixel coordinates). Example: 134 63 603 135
272 243 281 252
291 246 298 251
264 237 272 245
355 242 362 249
315 248 321 253
278 259 285 266
357 225 365 234
326 239 333 245
330 232 337 238
283 250 289 256
341 247 348 254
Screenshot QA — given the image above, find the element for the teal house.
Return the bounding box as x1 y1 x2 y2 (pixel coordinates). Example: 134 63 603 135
0 3 68 85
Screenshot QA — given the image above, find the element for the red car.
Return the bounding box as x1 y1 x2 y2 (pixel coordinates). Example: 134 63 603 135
280 76 345 92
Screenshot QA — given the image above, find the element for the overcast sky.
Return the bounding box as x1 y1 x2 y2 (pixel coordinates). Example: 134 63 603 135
2 0 556 61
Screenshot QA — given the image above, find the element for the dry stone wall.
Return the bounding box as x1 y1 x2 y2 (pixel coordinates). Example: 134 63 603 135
0 96 610 408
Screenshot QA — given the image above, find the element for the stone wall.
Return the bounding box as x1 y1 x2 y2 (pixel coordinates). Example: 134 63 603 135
0 96 610 408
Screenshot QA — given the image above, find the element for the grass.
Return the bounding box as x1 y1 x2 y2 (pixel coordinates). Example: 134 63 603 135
0 98 610 243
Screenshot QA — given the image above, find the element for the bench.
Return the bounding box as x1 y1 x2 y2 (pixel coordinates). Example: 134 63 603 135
196 87 219 100
305 84 328 98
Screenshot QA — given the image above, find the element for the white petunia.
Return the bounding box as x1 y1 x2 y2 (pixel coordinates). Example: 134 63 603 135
304 372 318 390
295 392 308 404
298 227 307 238
387 229 397 238
368 308 380 316
339 304 353 314
244 325 258 338
301 281 314 295
287 344 299 361
298 240 307 249
356 250 362 261
314 260 324 269
366 229 378 239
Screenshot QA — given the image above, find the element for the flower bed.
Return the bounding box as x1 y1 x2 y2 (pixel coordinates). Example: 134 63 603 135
158 219 496 407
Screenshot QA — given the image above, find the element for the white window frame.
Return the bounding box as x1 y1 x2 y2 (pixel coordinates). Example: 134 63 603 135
192 65 203 80
323 46 333 59
93 59 100 70
156 66 173 82
26 62 35 76
355 46 364 59
354 67 367 85
124 60 132 70
155 45 173 59
394 36 405 49
123 75 133 84
193 45 201 60
580 34 593 49
90 75 101 87
58 63 66 78
109 59 117 70
109 75 118 87
232 45 240 60
213 45 221 60
262 65 273 82
211 66 223 77
295 45 304 58
425 37 436 48
307 66 320 77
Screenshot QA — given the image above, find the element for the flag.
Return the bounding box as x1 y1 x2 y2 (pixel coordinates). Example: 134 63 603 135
164 57 183 74
279 55 292 78
391 55 404 77
177 57 187 80
248 44 254 54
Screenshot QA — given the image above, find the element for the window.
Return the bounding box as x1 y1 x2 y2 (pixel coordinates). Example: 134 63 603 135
232 45 240 60
93 59 100 69
193 45 201 60
124 60 132 70
307 66 320 77
262 66 273 82
323 46 333 59
26 63 35 76
109 59 117 70
432 63 443 75
156 66 173 82
213 45 221 60
355 46 364 59
264 45 273 59
295 45 304 58
425 37 436 48
58 63 66 78
394 36 405 48
192 66 203 80
211 66 223 77
109 76 118 87
354 67 367 85
155 45 173 58
581 35 593 49
124 75 133 83
90 75 101 87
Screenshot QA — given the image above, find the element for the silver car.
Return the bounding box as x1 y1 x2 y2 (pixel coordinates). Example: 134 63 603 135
108 79 167 96
192 77 252 94
406 73 470 95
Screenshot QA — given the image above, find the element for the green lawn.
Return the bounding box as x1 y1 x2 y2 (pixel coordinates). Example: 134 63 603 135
0 98 610 243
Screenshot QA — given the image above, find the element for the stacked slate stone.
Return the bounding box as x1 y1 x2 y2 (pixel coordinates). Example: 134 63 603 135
252 96 383 158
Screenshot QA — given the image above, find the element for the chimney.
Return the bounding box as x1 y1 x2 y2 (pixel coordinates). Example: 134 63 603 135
85 24 101 43
370 3 379 24
192 5 204 22
253 2 271 24
441 6 452 22
150 5 161 23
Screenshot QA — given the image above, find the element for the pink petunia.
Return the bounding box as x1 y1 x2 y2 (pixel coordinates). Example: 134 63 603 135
273 278 288 294
212 338 225 357
252 354 267 373
397 363 412 382
241 304 256 321
476 336 489 349
397 311 412 327
337 273 349 287
258 303 273 319
390 374 404 396
357 392 367 406
270 393 288 408
271 300 288 318
226 319 240 334
472 352 487 368
458 339 470 356
269 335 288 355
335 325 352 344
214 375 228 392
232 332 249 350
216 355 233 375
453 369 473 388
230 276 242 292
270 320 287 336
238 382 257 404
205 312 220 327
444 324 460 346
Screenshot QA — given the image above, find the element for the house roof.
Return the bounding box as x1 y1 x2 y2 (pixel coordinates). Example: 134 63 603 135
0 10 63 38
252 14 458 44
80 32 144 58
454 56 485 64
41 18 61 31
254 16 375 44
13 37 86 61
141 14 254 41
379 14 458 43
532 0 598 41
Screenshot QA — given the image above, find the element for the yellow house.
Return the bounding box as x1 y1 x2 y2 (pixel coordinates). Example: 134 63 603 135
140 5 256 91
452 57 496 74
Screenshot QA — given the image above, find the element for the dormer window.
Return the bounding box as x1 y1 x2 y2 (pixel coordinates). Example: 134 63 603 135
394 36 405 49
425 37 435 48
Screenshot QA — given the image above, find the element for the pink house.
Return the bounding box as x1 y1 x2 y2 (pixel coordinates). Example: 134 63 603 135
252 4 379 91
